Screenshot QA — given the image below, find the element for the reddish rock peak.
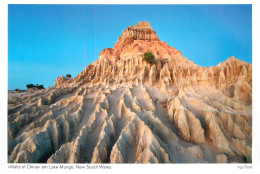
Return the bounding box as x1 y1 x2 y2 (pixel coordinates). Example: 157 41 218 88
113 21 159 50
99 22 183 61
135 21 151 28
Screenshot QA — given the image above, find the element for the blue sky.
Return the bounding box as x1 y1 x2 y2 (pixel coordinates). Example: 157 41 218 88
8 5 252 90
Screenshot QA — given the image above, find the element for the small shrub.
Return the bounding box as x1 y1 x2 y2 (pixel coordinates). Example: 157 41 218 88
26 84 44 90
143 51 155 64
26 84 34 89
66 74 72 78
38 85 44 89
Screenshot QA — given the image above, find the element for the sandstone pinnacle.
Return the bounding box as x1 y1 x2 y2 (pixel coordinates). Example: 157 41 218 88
113 21 159 49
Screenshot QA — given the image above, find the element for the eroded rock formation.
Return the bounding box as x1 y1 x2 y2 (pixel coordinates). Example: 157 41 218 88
8 21 252 163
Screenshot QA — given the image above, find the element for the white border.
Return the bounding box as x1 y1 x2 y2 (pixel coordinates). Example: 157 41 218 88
1 0 257 4
1 1 259 174
252 1 260 174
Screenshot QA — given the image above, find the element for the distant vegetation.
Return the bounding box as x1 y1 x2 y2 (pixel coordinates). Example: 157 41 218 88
26 84 44 90
143 51 155 63
66 74 72 78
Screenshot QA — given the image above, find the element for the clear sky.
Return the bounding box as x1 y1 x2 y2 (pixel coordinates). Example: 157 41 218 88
8 4 252 90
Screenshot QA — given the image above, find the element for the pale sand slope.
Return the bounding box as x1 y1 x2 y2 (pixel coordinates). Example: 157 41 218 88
8 75 251 163
8 21 252 163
